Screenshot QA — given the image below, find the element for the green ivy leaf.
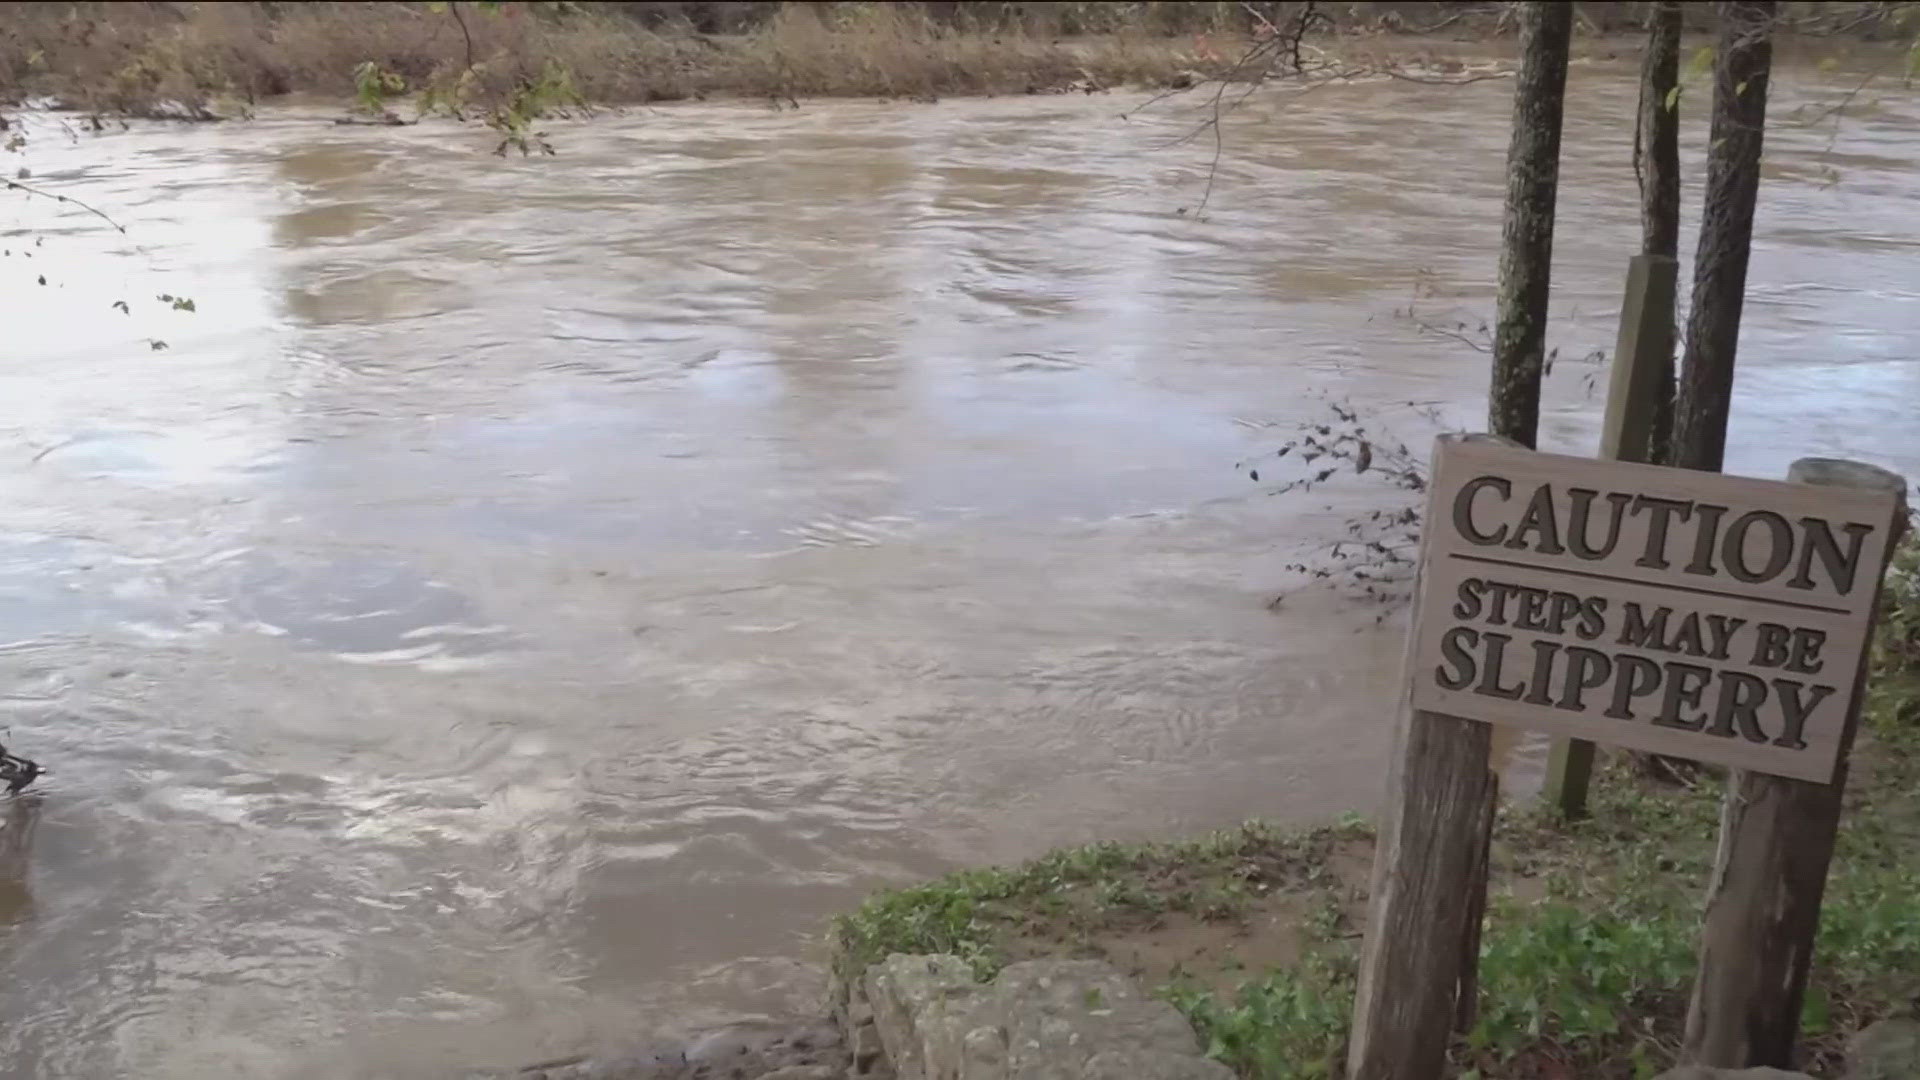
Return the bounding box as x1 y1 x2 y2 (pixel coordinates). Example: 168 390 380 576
1687 45 1715 79
1803 983 1832 1035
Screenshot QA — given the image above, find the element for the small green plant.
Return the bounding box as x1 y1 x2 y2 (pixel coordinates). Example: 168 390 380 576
352 61 407 117
394 1 593 155
1166 950 1354 1079
1463 898 1695 1074
1874 521 1920 674
413 54 589 155
485 57 590 156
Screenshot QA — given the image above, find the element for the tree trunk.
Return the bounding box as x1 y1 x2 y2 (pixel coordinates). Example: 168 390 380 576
1639 0 1682 465
1487 1 1572 448
1671 0 1774 474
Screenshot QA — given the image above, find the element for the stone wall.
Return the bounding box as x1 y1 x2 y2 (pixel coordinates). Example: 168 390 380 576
832 953 1233 1080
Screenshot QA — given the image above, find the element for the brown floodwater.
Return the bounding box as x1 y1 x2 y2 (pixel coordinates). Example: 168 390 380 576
1 55 1916 1078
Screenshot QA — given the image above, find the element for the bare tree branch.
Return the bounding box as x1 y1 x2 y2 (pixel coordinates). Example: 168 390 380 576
4 177 125 233
450 1 477 72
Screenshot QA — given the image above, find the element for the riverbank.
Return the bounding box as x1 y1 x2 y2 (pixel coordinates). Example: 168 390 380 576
0 2 1333 116
4 1 1916 121
830 529 1920 1078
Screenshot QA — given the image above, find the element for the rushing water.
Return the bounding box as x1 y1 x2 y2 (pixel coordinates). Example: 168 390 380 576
1 54 1916 1078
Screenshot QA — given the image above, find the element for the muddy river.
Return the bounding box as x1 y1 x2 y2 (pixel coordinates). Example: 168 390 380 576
1 54 1915 1077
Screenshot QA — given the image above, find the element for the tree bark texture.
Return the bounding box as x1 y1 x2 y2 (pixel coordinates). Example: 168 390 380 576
1347 711 1497 1080
1486 1 1571 449
1671 0 1774 474
1639 0 1683 465
1637 3 1683 260
1347 435 1507 1080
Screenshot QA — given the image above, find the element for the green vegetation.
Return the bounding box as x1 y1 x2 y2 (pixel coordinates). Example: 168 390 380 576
833 817 1369 987
834 528 1920 1078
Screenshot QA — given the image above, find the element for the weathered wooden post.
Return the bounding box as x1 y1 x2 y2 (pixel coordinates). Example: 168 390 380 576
1348 433 1514 1079
1543 253 1680 818
1683 459 1909 1067
1350 436 1905 1080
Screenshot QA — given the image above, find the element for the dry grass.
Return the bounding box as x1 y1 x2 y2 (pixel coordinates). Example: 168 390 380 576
722 4 1095 101
5 2 1909 120
1 2 698 113
0 2 1227 117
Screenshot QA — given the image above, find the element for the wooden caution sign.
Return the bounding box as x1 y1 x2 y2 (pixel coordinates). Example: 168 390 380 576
1409 437 1901 782
1348 433 1908 1080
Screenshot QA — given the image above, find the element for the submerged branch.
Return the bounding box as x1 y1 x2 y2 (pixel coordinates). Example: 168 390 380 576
4 177 125 233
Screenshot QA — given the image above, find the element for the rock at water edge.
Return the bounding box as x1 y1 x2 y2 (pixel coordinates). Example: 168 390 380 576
1848 1017 1920 1080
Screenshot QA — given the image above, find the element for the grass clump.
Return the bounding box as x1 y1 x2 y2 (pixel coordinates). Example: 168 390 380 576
832 818 1366 988
1168 937 1357 1079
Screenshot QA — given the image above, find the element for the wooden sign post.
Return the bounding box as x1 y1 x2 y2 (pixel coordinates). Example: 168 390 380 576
1685 458 1910 1068
1349 434 1907 1079
1543 252 1679 818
